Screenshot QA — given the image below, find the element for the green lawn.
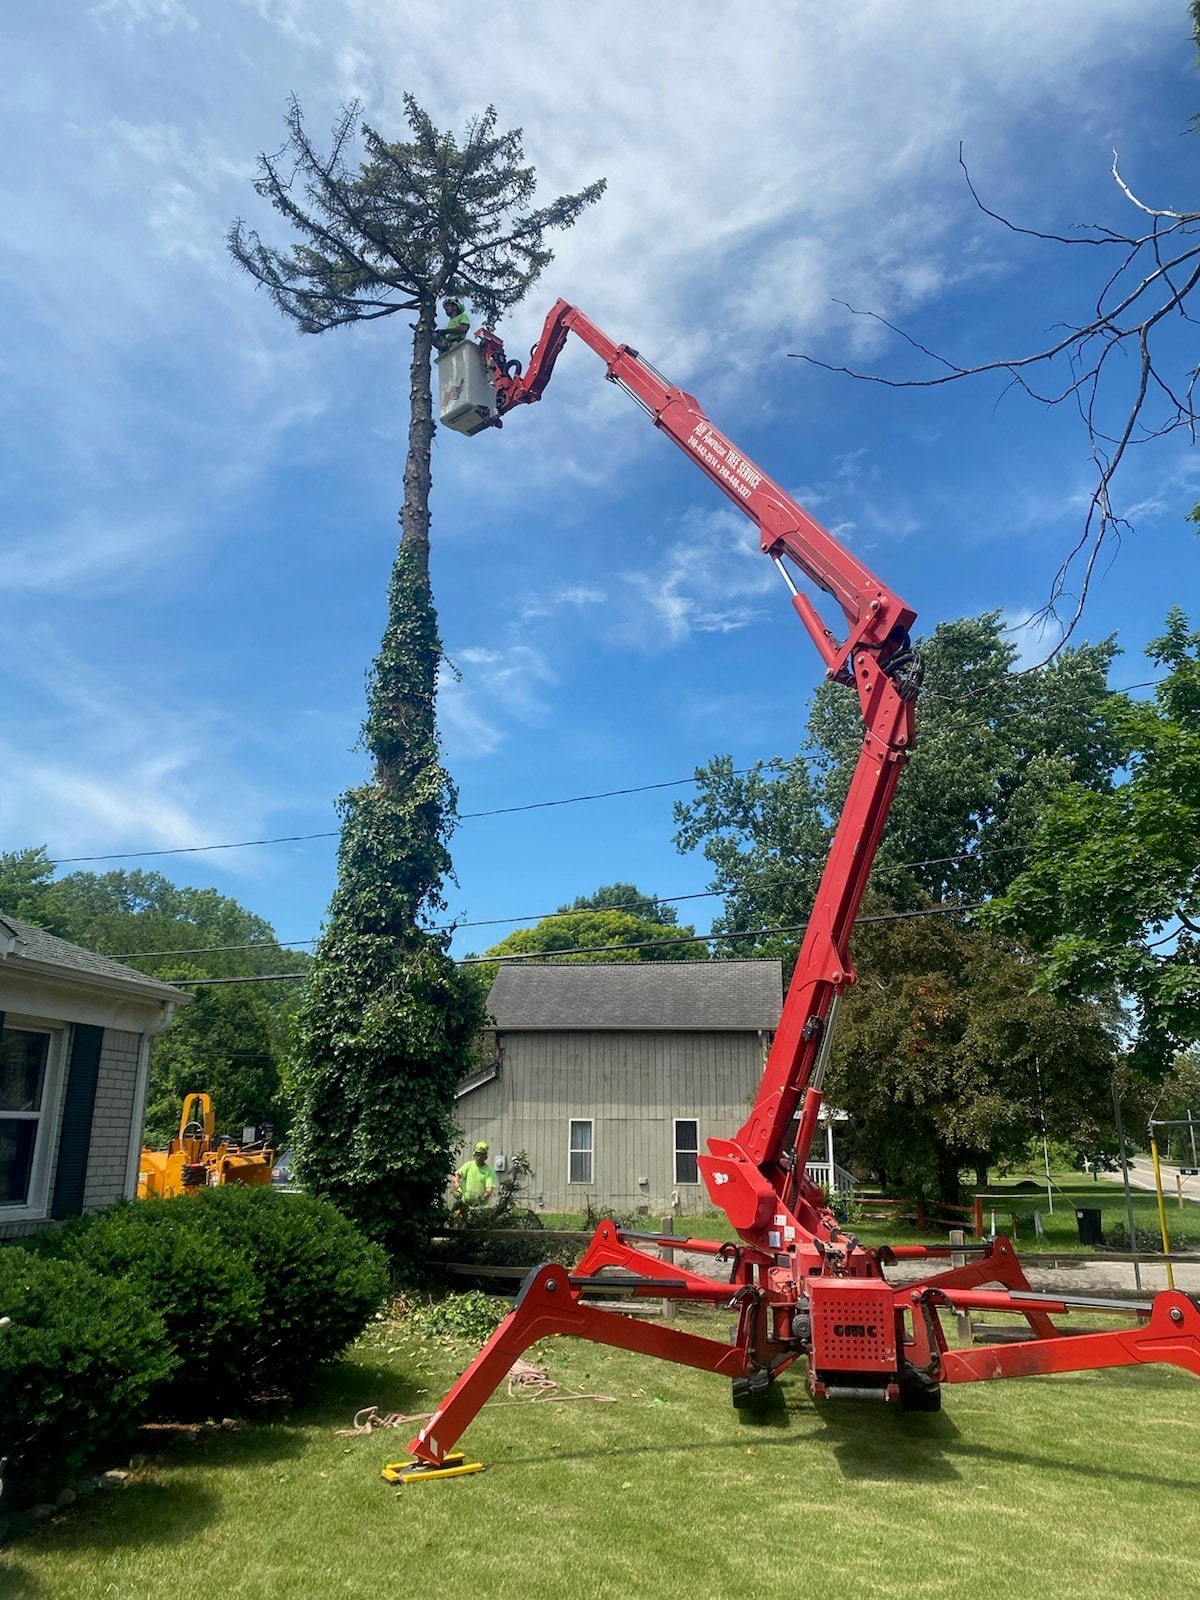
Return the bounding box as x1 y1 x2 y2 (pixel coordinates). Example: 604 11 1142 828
7 1303 1200 1600
543 1165 1200 1254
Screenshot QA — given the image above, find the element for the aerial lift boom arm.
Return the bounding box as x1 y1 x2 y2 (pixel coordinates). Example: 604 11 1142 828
402 304 1200 1476
479 300 921 1222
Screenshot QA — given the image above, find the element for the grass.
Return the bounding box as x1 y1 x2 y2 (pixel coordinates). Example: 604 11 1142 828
7 1301 1200 1600
543 1164 1200 1254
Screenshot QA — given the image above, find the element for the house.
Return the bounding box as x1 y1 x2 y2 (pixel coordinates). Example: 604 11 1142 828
0 915 187 1240
457 959 783 1213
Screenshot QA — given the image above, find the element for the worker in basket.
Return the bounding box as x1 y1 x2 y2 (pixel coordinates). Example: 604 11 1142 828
433 296 470 354
453 1141 496 1208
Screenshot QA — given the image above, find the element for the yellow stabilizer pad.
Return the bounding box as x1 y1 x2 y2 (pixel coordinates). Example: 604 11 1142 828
381 1453 484 1485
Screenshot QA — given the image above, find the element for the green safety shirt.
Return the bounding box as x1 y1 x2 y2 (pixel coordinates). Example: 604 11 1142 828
456 1158 496 1205
443 307 469 341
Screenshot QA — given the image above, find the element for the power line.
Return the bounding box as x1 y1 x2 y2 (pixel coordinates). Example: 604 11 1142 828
35 664 1171 876
43 768 763 868
39 674 1166 872
167 898 987 984
111 843 1032 960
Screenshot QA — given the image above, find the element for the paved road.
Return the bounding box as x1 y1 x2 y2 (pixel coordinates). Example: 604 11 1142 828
1098 1154 1200 1204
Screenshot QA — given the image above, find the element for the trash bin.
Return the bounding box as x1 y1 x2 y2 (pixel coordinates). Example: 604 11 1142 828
1075 1207 1104 1246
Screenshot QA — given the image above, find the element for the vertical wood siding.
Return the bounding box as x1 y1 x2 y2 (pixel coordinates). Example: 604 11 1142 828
455 1030 767 1213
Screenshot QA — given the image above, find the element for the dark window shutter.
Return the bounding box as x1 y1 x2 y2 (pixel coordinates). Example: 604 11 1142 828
50 1023 104 1219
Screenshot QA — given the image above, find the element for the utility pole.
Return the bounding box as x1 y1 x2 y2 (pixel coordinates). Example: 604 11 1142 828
1112 1076 1142 1293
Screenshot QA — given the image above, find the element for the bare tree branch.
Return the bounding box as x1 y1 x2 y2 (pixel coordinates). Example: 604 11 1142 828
791 147 1200 661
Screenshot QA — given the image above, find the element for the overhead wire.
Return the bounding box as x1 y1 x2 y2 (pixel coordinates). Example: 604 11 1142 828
167 898 989 985
37 674 1167 872
111 842 1034 959
44 768 767 869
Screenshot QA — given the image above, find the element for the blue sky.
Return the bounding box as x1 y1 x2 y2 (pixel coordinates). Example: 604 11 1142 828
3 0 1198 963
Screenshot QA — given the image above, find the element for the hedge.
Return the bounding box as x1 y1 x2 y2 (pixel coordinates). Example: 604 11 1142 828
0 1250 175 1509
39 1197 267 1416
165 1186 390 1395
2 1189 389 1511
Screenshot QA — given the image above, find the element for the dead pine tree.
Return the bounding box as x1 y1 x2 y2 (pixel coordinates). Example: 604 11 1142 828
229 97 604 1261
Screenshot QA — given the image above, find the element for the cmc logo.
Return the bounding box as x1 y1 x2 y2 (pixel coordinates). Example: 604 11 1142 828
833 1323 877 1339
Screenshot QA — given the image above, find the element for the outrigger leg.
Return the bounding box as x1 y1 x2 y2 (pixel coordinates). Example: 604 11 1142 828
406 1239 752 1468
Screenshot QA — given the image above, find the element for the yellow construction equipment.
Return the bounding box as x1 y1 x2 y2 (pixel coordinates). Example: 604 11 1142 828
137 1093 275 1199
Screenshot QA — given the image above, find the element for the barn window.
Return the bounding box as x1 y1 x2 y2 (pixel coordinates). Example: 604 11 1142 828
568 1119 593 1185
674 1119 699 1185
0 1026 52 1207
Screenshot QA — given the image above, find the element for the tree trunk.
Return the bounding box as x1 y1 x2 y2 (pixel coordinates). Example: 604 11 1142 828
974 1159 988 1192
936 1148 963 1208
400 302 437 583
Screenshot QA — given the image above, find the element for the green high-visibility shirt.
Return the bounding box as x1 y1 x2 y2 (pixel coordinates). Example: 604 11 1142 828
445 307 469 332
456 1158 496 1204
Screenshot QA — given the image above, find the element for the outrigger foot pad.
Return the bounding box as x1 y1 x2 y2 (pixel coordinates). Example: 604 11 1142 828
381 1453 484 1485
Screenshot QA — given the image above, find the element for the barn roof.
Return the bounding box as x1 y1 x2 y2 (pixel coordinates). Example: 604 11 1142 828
486 959 783 1032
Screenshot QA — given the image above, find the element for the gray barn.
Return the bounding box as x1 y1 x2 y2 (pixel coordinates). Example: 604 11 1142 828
457 960 782 1214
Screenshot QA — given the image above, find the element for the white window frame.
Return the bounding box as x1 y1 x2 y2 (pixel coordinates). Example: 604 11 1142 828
568 1118 593 1186
0 1017 68 1221
673 1117 700 1186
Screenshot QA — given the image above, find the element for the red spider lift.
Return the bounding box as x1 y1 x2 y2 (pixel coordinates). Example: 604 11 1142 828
407 302 1200 1474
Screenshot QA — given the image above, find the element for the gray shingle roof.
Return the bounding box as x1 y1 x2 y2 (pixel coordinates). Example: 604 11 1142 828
0 915 186 1001
486 959 782 1032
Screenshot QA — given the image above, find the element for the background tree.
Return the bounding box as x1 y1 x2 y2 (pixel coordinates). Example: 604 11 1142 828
231 98 604 1259
675 614 1123 943
561 881 680 925
480 906 706 974
828 915 1118 1202
991 609 1200 1075
0 852 301 1142
674 613 1128 1193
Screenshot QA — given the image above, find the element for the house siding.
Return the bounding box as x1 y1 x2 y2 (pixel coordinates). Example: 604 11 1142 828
456 1028 767 1213
0 1027 147 1240
83 1029 140 1212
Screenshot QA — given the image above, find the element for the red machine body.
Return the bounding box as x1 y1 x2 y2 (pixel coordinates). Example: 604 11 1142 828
409 303 1200 1469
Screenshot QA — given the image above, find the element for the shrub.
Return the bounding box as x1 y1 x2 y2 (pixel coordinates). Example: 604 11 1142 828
0 1249 175 1509
404 1291 508 1343
1103 1218 1183 1253
40 1198 266 1416
31 1189 387 1417
176 1186 389 1394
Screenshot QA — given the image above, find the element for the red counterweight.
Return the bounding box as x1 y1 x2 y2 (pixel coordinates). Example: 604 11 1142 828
406 305 1200 1472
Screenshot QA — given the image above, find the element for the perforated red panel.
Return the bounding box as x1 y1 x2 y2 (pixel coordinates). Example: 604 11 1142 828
808 1279 897 1373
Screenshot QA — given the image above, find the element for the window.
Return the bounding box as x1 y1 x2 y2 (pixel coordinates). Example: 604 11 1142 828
0 1028 50 1207
674 1119 699 1185
568 1119 593 1185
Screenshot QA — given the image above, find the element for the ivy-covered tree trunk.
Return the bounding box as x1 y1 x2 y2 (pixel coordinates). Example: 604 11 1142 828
231 97 603 1265
289 306 483 1262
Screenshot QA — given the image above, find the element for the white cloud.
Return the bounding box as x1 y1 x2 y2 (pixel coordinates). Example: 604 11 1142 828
518 584 606 623
439 644 557 758
0 635 271 864
614 507 778 649
90 0 198 33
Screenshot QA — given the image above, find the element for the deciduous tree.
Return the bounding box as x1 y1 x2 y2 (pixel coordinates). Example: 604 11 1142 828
990 609 1200 1074
0 855 301 1140
674 613 1128 1193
